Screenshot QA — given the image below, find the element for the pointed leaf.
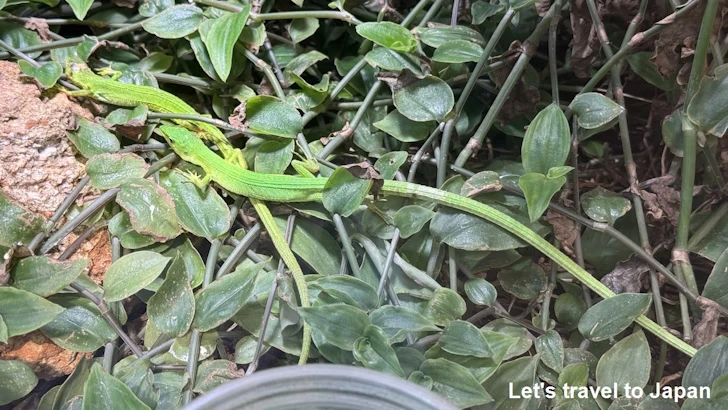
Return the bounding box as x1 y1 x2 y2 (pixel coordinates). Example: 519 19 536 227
287 17 319 43
420 358 493 408
160 171 231 240
299 303 371 350
117 178 180 242
536 330 564 372
369 305 440 343
440 320 494 357
148 257 195 337
596 330 651 395
518 172 566 222
67 117 120 158
464 278 497 306
103 251 171 302
355 22 418 53
142 5 202 39
373 110 434 142
0 191 45 247
82 364 150 410
86 153 148 190
521 103 570 174
323 167 372 217
201 6 250 81
193 262 263 331
687 64 728 137
0 287 63 337
353 325 404 376
0 360 37 406
432 40 483 63
393 205 435 238
11 256 86 297
578 293 651 341
241 96 303 139
683 336 728 389
18 61 62 88
569 92 624 130
581 187 632 225
41 295 117 352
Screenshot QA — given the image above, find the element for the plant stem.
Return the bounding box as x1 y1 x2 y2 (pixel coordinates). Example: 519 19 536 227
455 4 555 167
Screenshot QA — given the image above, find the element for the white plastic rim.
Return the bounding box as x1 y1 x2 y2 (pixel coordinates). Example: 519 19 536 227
183 364 458 410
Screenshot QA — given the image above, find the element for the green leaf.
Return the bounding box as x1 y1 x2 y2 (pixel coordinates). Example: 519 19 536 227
41 295 117 352
683 336 728 389
134 52 174 72
0 287 63 337
323 167 373 217
242 96 303 139
142 5 203 39
170 331 219 362
53 357 92 410
117 178 180 242
369 305 440 343
0 23 42 59
507 0 540 10
482 318 533 360
555 291 587 328
393 76 454 122
83 363 150 410
148 257 194 337
373 110 434 142
432 40 483 63
152 372 184 410
86 153 148 190
66 0 94 20
424 288 466 326
11 256 86 297
353 325 404 376
160 171 231 240
311 275 379 311
193 360 244 394
440 320 495 357
103 251 171 302
419 358 493 408
287 17 319 43
518 172 566 222
105 105 149 127
0 192 45 247
521 103 570 174
482 356 539 409
414 25 485 48
201 6 250 81
627 52 676 91
596 330 651 396
254 140 294 174
569 92 624 130
393 205 435 238
702 249 728 310
460 171 502 198
430 206 537 251
193 261 263 331
581 187 632 225
67 117 120 158
0 316 7 344
536 330 564 372
274 217 341 276
364 48 423 74
355 22 418 53
284 50 328 79
471 1 505 24
299 303 371 350
108 212 156 249
0 360 37 406
464 278 497 306
234 335 270 364
374 151 408 180
578 293 651 341
18 61 62 88
114 359 158 409
662 108 684 157
687 64 728 137
498 259 547 300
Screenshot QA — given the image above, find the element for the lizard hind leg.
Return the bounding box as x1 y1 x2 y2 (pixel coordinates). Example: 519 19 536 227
179 169 212 193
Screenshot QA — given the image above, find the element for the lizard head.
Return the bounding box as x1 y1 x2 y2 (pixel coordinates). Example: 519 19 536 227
64 61 94 86
157 125 207 165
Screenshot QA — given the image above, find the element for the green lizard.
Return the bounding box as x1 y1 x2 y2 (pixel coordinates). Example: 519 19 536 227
158 124 699 358
64 62 245 167
64 63 314 364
